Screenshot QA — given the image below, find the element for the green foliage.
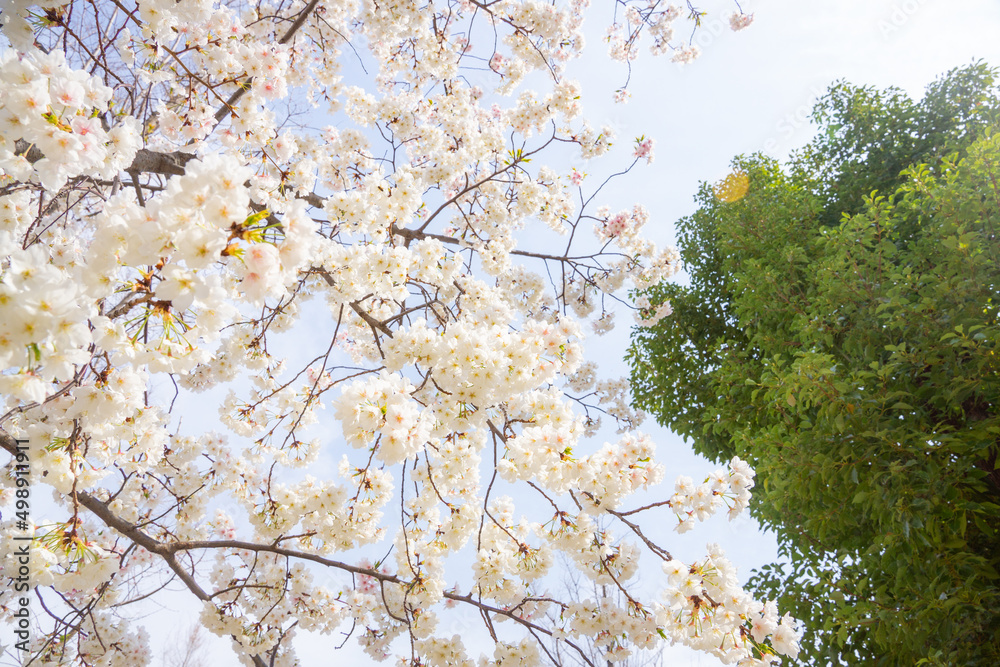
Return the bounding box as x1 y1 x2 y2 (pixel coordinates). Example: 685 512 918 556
629 63 1000 665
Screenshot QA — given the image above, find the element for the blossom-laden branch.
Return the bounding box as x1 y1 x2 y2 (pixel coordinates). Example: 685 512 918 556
0 1 799 666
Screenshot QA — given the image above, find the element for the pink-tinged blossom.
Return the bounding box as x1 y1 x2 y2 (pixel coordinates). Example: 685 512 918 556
730 12 755 31
672 44 701 64
633 136 655 163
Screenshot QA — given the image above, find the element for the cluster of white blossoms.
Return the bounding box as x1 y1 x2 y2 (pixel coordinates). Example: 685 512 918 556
634 294 674 326
0 192 92 402
667 457 756 533
335 372 436 465
605 2 754 70
729 11 756 32
660 544 798 663
0 0 802 666
0 49 140 191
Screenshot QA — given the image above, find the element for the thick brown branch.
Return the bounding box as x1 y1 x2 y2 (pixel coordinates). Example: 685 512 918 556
15 139 195 177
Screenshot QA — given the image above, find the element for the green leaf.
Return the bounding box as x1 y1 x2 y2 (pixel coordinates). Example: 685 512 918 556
244 209 271 227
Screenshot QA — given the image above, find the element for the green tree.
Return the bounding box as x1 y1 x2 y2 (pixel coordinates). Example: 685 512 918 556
628 64 1000 665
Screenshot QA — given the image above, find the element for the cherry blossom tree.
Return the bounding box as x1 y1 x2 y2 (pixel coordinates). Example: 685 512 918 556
0 0 799 665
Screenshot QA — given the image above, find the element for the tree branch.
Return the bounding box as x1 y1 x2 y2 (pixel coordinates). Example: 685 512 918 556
15 139 195 177
0 429 268 667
